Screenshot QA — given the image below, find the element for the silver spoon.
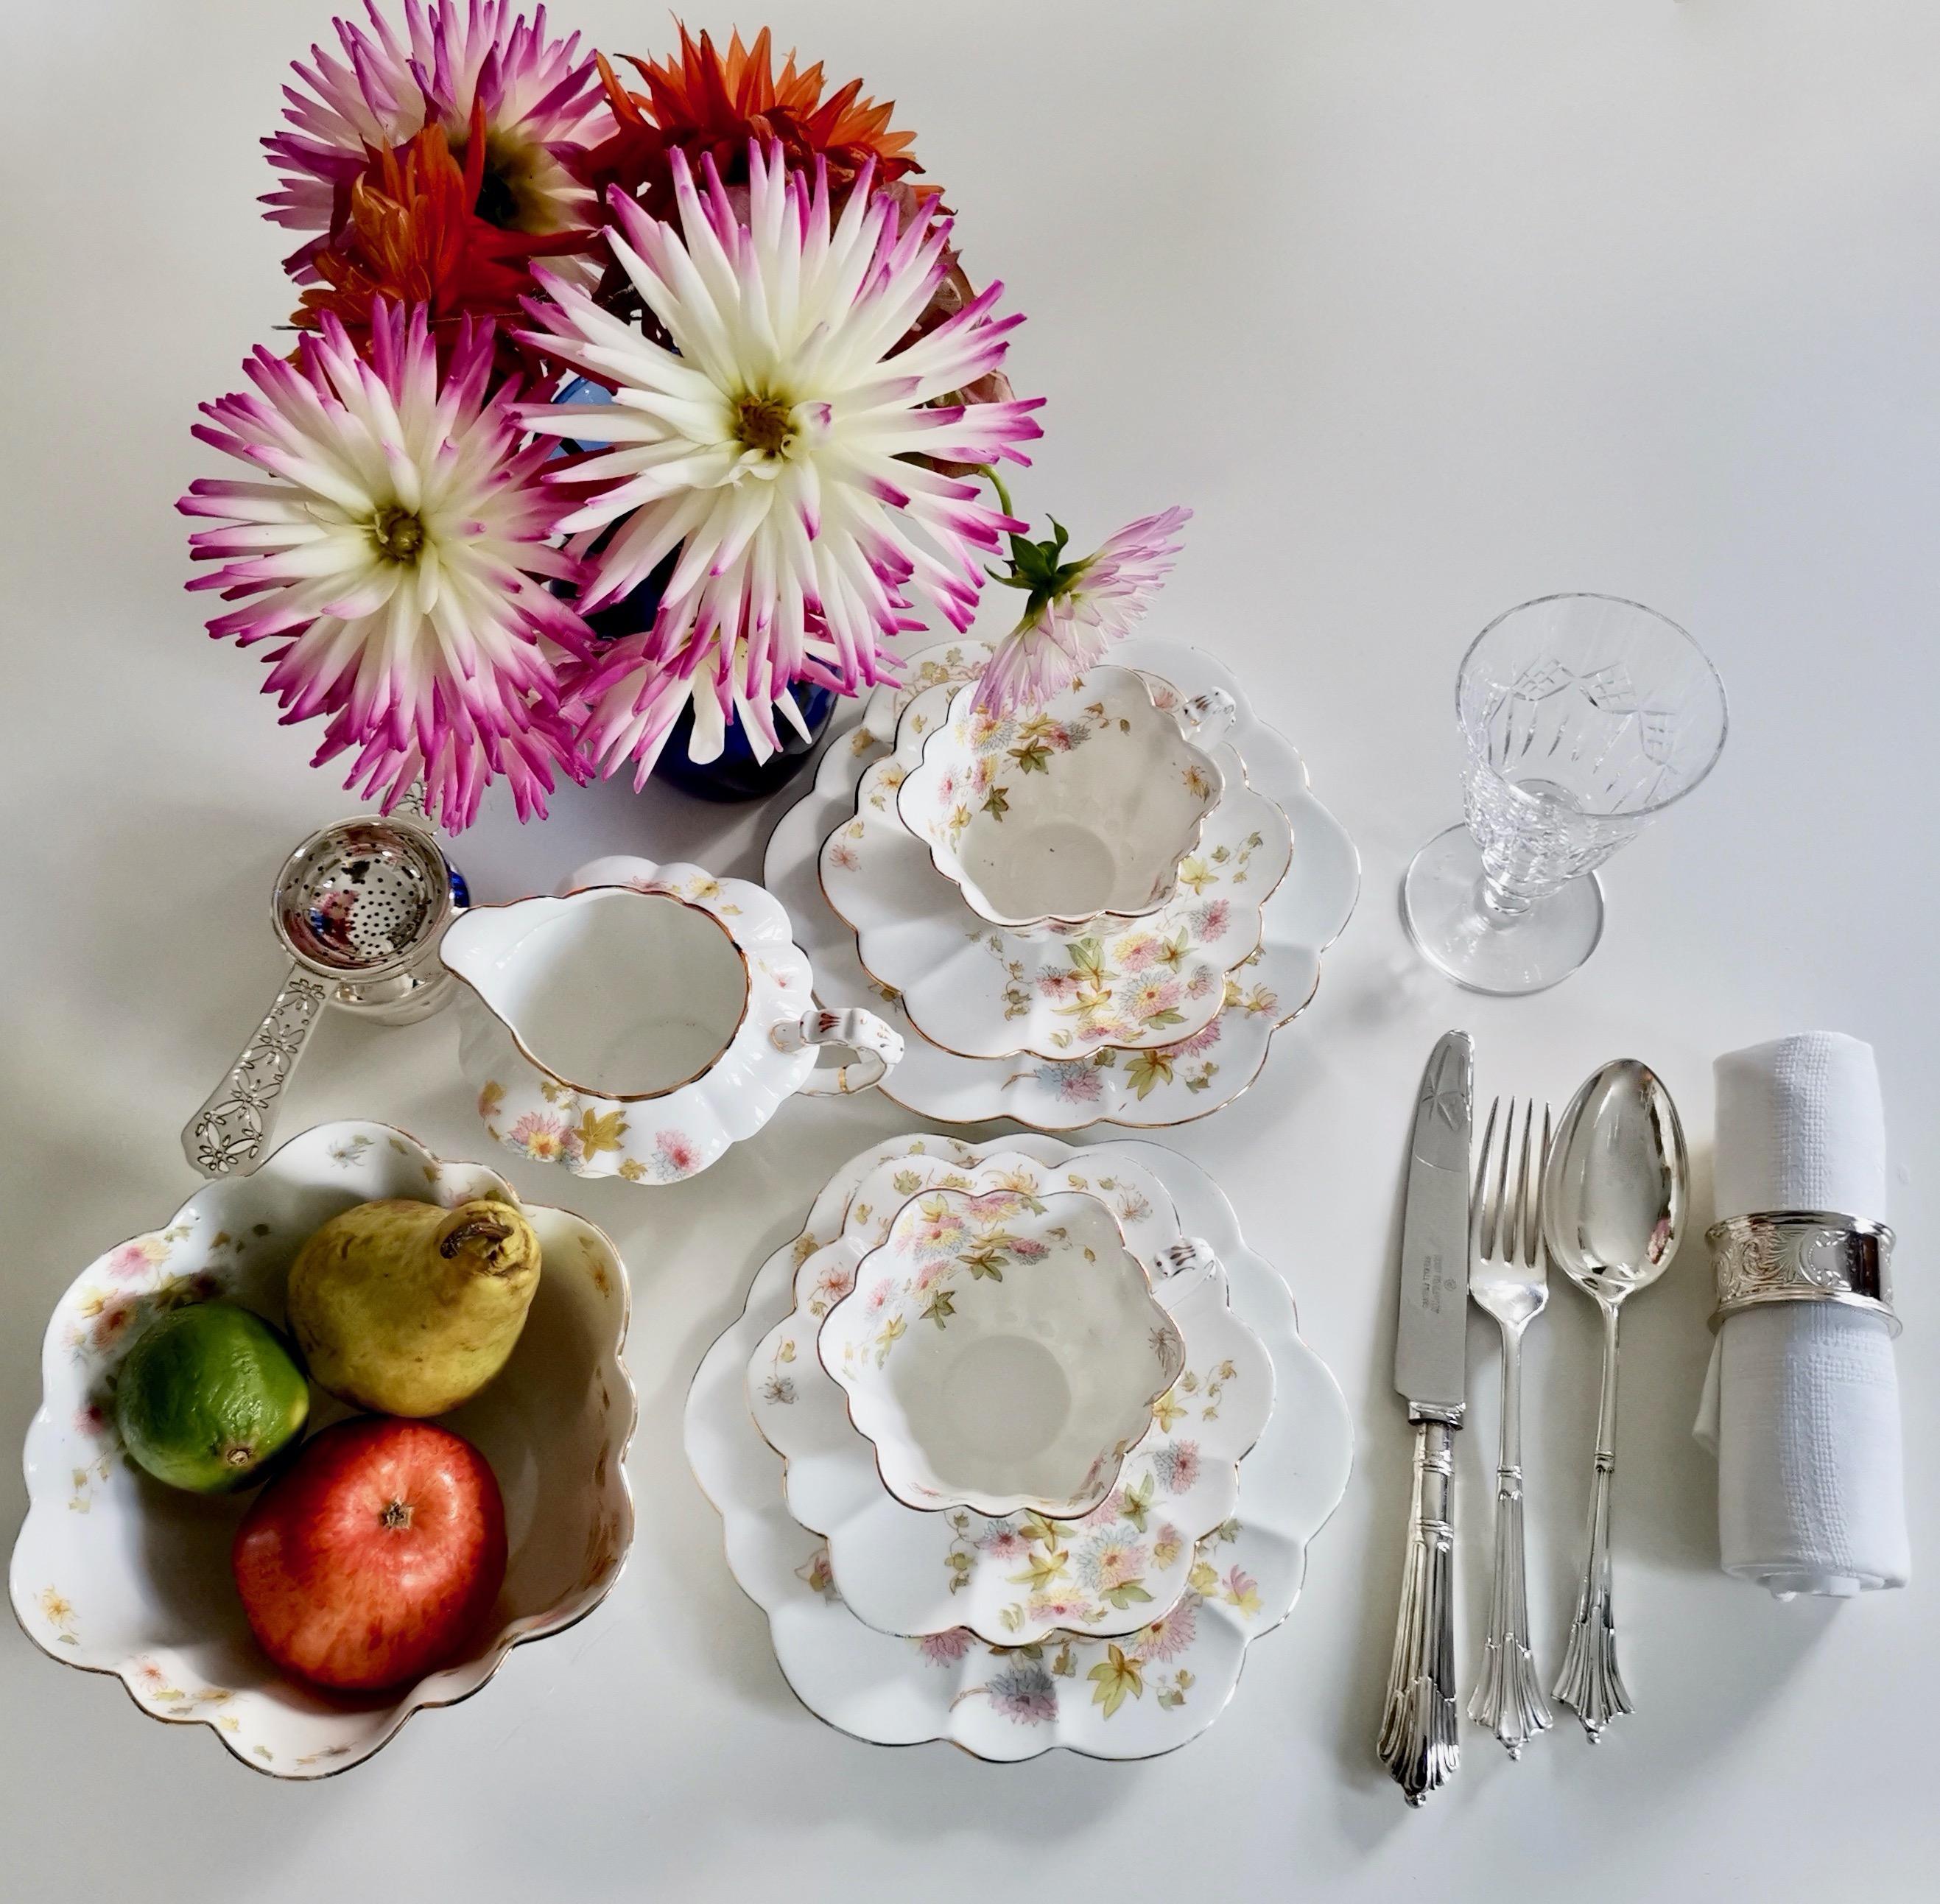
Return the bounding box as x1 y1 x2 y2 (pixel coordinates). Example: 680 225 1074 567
1541 1058 1688 1740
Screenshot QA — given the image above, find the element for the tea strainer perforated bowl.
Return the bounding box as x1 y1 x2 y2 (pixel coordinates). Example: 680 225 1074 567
183 802 468 1178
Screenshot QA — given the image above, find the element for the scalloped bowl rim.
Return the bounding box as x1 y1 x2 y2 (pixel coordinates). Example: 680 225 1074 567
7 1120 639 1780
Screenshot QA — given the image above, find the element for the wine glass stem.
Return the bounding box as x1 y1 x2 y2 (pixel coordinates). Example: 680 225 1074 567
1478 874 1534 923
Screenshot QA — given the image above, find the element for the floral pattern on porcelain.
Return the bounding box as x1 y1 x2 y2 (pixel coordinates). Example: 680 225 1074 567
449 856 832 1187
861 642 995 745
10 1122 637 1779
767 633 1360 1129
822 1185 1185 1518
897 669 1229 942
747 1148 1273 1645
689 1131 1352 1758
821 676 1293 1061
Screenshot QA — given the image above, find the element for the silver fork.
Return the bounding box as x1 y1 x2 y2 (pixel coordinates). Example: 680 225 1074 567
1466 1097 1554 1758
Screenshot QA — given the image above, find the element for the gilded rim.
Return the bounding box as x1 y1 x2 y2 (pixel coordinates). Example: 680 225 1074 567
792 663 1359 1131
821 693 1298 1065
743 1151 1282 1651
895 670 1230 938
442 884 753 1103
815 1182 1185 1520
10 1118 640 1782
689 1130 1354 1762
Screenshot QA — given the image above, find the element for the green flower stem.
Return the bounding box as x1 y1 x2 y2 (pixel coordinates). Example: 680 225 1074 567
977 463 1016 521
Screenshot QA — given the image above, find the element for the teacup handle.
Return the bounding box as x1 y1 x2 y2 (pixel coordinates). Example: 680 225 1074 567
1178 689 1237 748
1155 1237 1223 1304
773 1008 906 1096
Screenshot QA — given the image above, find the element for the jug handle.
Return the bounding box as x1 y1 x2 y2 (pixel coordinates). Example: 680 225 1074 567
774 1008 906 1096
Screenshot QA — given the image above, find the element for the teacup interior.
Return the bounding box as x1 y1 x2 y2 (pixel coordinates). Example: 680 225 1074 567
943 678 1222 926
962 821 1121 920
489 890 749 1096
856 1192 1183 1513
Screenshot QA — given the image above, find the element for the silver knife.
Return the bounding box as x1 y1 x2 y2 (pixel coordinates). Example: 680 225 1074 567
1377 1030 1473 1805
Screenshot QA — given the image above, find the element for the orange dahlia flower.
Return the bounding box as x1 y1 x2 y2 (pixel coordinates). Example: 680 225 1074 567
575 24 925 217
293 108 588 367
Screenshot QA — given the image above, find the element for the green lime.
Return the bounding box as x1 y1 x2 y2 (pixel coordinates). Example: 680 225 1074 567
113 1301 310 1494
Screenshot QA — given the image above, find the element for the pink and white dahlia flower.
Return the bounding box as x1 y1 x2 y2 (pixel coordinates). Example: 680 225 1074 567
180 302 591 829
264 1 609 278
518 141 1044 780
974 506 1192 717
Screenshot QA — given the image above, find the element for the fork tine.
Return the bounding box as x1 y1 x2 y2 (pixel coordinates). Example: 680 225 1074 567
1512 1098 1533 1264
1491 1096 1515 1260
1472 1095 1500 1263
1530 1103 1553 1265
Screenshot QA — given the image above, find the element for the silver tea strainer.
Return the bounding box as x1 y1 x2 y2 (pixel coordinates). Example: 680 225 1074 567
183 798 467 1178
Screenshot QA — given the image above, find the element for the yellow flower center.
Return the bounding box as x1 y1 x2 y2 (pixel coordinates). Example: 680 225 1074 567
734 391 794 457
370 505 426 563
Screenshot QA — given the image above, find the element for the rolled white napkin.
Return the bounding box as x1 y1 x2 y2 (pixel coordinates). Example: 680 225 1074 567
1693 1033 1908 1596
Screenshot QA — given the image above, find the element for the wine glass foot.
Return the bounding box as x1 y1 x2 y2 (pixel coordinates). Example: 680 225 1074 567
1400 825 1603 996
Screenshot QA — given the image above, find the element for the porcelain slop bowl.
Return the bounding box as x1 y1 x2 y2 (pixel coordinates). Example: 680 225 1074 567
897 667 1234 941
818 1187 1187 1518
9 1122 636 1778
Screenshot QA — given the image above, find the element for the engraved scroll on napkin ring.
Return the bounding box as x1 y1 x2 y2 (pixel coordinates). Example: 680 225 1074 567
1706 1210 1899 1338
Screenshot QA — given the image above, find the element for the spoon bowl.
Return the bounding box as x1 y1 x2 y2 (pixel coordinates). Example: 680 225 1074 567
1539 1057 1690 1740
1542 1058 1687 1304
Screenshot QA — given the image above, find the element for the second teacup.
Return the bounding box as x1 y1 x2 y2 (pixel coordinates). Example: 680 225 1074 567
897 666 1235 941
819 1186 1210 1519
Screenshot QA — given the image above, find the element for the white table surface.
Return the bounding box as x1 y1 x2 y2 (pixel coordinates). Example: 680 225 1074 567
4 1 1934 1897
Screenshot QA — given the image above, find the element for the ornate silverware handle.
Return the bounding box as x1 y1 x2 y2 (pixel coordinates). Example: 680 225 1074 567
1378 1416 1459 1805
181 963 330 1179
1469 1329 1552 1757
1554 1301 1634 1740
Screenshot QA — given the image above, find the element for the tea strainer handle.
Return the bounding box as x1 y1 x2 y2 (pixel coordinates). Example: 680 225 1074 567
775 1008 905 1096
181 961 330 1178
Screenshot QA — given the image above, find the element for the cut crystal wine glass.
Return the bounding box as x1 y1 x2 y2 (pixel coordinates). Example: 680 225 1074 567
1402 594 1727 994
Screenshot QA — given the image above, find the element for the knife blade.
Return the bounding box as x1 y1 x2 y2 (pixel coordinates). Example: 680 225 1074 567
1378 1028 1472 1805
1394 1028 1472 1421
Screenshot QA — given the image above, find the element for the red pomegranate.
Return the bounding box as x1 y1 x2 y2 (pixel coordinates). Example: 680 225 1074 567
233 1416 507 1690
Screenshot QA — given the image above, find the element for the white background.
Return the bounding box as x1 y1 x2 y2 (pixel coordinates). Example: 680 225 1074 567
3 1 1936 1897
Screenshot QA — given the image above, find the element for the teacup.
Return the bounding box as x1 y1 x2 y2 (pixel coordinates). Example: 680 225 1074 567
442 856 902 1184
896 666 1236 941
818 1186 1214 1519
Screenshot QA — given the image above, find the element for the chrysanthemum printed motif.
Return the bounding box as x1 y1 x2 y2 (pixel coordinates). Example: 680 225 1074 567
507 1109 569 1160
1150 1441 1203 1494
975 507 1191 716
264 1 610 279
974 1522 1030 1562
1023 1060 1106 1103
519 141 1043 776
1074 1531 1148 1593
180 303 591 829
983 1662 1058 1724
1134 1595 1199 1662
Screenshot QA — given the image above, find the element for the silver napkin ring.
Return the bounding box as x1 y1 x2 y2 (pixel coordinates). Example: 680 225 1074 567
1706 1210 1898 1337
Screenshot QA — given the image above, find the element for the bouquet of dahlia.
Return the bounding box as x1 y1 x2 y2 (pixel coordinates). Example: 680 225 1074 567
182 3 1186 829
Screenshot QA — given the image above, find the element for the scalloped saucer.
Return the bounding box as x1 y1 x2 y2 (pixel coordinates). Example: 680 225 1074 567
686 1131 1352 1760
765 636 1360 1129
822 679 1291 1061
745 1147 1273 1648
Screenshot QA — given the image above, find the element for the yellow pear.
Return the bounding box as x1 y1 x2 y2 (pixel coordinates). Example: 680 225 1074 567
287 1198 541 1416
